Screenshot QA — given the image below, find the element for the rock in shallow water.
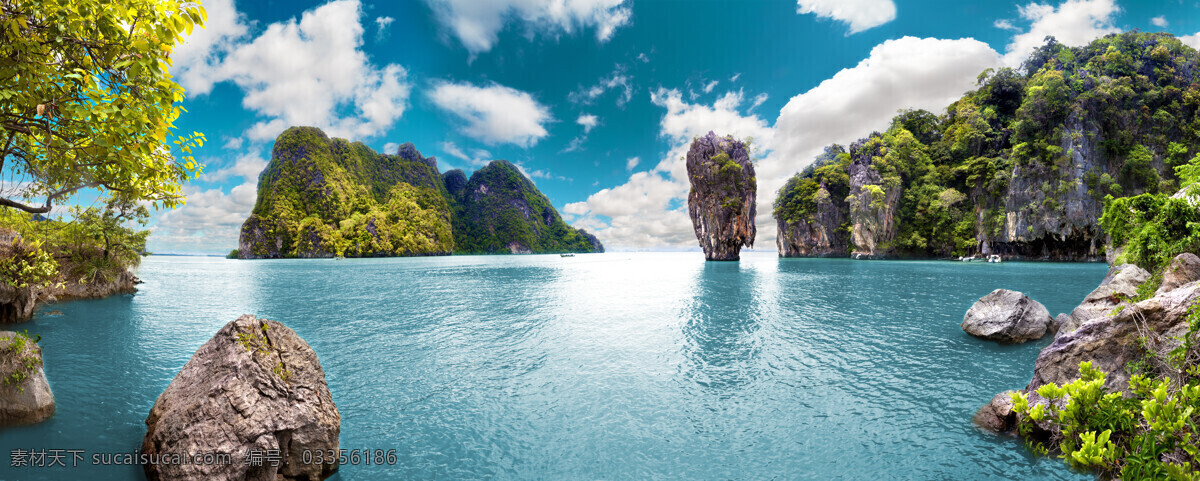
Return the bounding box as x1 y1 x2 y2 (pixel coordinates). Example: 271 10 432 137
961 289 1053 343
686 131 756 261
0 331 53 427
142 315 339 481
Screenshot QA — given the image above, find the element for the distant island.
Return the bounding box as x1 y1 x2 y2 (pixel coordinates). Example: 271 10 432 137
774 32 1195 262
237 127 603 259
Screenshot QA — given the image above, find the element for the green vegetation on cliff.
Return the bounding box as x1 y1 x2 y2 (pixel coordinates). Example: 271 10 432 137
775 32 1200 259
449 160 603 254
240 127 602 258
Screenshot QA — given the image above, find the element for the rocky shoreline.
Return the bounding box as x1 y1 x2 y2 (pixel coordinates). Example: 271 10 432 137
974 253 1200 436
0 269 139 324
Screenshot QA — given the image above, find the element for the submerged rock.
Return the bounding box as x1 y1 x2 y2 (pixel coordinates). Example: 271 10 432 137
974 391 1017 433
961 289 1053 343
686 131 756 261
0 331 54 426
142 315 340 481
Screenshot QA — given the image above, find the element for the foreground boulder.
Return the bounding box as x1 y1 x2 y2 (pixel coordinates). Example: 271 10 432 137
142 315 339 481
0 331 54 426
686 131 757 261
961 289 1053 343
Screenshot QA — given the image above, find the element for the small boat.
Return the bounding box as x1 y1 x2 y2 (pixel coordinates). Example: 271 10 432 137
987 254 1002 263
560 253 575 258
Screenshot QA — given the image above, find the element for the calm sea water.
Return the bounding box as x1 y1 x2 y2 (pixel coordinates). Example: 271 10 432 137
0 252 1105 480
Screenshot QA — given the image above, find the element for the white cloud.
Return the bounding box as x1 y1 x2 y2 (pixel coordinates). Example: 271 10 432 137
796 0 897 34
425 0 631 57
703 80 719 93
1002 0 1121 66
577 113 600 133
150 152 268 252
994 19 1019 31
1182 33 1200 50
1151 16 1168 28
383 142 399 154
567 88 773 249
636 52 650 63
223 136 245 150
569 67 634 107
749 93 769 112
375 16 395 40
730 73 742 82
170 0 249 96
440 141 492 166
205 152 269 183
173 0 412 142
430 81 552 147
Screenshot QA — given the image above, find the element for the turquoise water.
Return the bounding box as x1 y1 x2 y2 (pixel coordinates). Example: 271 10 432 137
0 253 1105 480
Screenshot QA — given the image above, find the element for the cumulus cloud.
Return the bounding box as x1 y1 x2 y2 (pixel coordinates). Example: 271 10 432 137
430 81 552 147
1150 16 1167 28
440 141 492 166
425 0 631 56
703 80 719 94
749 93 769 112
172 0 411 142
625 156 639 171
1181 33 1200 50
1002 0 1121 66
149 152 268 252
565 88 773 249
577 113 600 133
796 0 897 34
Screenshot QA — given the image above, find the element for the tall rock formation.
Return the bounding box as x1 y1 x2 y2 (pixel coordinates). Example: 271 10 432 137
774 32 1200 260
686 132 757 261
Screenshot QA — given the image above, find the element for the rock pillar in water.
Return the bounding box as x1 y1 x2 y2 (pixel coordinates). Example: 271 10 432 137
686 131 757 261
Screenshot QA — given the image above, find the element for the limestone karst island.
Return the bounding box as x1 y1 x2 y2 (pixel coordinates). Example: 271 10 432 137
6 1 1200 480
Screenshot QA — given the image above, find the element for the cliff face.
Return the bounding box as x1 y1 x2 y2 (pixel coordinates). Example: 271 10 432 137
686 132 757 261
775 32 1199 260
450 160 604 254
239 127 453 259
239 128 603 258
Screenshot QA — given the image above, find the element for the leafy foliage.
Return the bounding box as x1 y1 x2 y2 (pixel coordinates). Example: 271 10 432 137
774 32 1200 258
0 0 206 214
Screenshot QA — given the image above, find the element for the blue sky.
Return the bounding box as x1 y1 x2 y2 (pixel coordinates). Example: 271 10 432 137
140 0 1200 254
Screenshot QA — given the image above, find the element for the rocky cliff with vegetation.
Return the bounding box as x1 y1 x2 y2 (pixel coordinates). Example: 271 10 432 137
686 132 756 261
239 127 602 258
775 32 1200 260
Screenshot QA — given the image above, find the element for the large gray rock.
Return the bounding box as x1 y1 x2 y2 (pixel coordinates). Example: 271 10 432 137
1027 281 1200 398
1053 264 1149 337
142 315 339 481
961 289 1054 343
686 131 757 261
0 331 54 426
1157 253 1200 295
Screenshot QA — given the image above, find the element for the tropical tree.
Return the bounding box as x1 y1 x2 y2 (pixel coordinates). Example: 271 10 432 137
0 0 206 214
